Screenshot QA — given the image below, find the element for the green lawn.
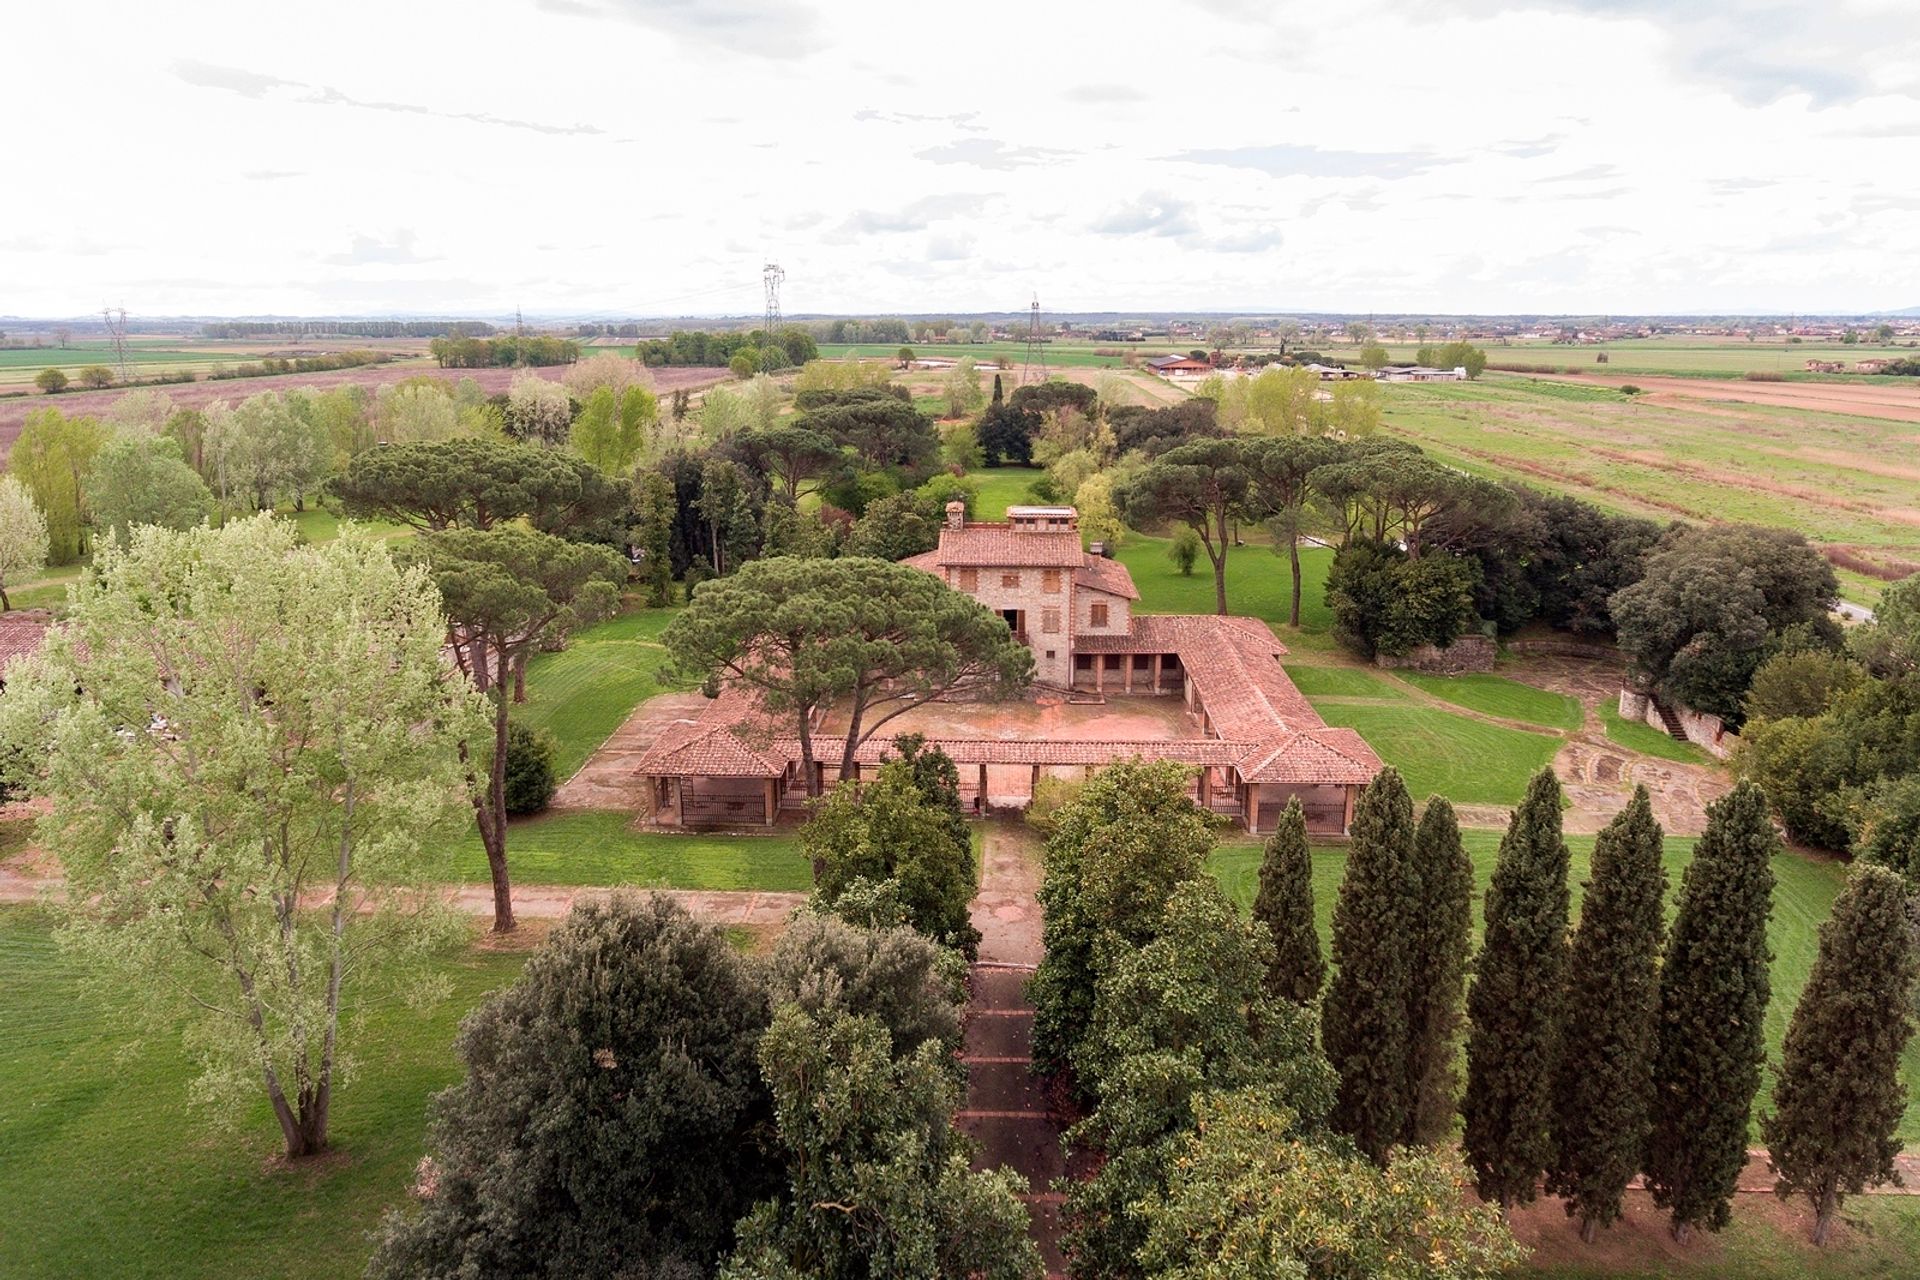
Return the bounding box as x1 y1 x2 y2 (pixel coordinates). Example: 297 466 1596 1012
516 607 689 778
430 809 811 891
1599 700 1712 764
1116 535 1337 645
1310 702 1564 807
967 466 1047 518
0 906 529 1279
1208 832 1920 1144
281 506 412 544
1397 671 1585 731
1282 663 1400 698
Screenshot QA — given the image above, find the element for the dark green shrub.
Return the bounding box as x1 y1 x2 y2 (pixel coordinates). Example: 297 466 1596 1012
503 722 558 816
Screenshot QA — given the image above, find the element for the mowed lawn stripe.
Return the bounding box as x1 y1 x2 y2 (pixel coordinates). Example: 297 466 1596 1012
515 607 691 778
1309 702 1562 807
430 810 811 892
1395 671 1585 731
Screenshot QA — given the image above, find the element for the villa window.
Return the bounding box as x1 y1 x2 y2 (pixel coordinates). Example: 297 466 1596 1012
1042 607 1061 634
1090 601 1109 628
959 568 978 591
1001 571 1021 589
1042 569 1062 593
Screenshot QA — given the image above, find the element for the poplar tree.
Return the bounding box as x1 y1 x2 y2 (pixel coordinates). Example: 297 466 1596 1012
1548 787 1667 1242
1322 767 1418 1164
1644 779 1777 1242
1463 767 1571 1211
1764 863 1918 1246
1405 795 1474 1146
1252 795 1324 1006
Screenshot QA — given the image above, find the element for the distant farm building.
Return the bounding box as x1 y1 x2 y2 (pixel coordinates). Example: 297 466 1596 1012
1377 365 1468 382
1146 354 1215 382
1805 359 1846 373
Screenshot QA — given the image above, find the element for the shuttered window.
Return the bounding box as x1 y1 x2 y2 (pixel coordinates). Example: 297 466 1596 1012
1042 607 1061 634
1042 569 1062 593
1090 602 1109 627
958 568 978 591
1001 572 1021 589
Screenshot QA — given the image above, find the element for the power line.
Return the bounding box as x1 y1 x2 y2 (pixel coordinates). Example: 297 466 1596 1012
762 262 785 366
102 306 131 383
1020 294 1047 385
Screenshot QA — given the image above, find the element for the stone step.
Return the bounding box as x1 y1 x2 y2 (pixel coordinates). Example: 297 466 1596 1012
969 965 1033 1011
964 1009 1033 1059
958 1111 1067 1189
964 1058 1050 1113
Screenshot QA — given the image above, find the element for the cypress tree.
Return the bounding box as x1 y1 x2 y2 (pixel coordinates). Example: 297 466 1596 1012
1404 795 1474 1146
1644 778 1777 1242
1323 766 1418 1164
1764 863 1918 1246
1547 786 1667 1242
1253 795 1324 1006
1463 767 1571 1211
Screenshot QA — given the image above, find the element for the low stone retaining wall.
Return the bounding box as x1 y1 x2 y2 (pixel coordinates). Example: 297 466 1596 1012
1506 637 1617 660
1618 689 1737 759
1376 634 1497 674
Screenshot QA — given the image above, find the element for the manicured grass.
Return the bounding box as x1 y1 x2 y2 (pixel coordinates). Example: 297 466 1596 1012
431 809 811 891
966 466 1047 518
517 607 690 778
1115 535 1337 638
1209 832 1920 1144
1526 1197 1920 1279
1283 663 1400 698
1397 671 1585 731
281 506 412 544
1310 702 1563 807
1598 700 1711 764
0 906 529 1279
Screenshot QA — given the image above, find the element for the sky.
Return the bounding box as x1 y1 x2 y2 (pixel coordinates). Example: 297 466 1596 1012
4 0 1919 318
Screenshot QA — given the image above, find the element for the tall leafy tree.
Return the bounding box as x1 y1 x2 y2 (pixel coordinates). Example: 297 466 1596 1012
0 516 483 1158
568 382 656 473
1764 864 1917 1246
87 434 214 543
369 895 776 1279
1405 795 1475 1146
1243 434 1340 627
7 406 102 563
1548 787 1667 1241
1117 438 1256 614
664 557 1031 794
734 424 842 502
1322 766 1419 1165
802 747 980 956
0 476 48 610
1463 767 1571 1211
1029 760 1217 1076
1644 779 1777 1241
1252 796 1324 1006
405 527 625 932
332 437 623 537
724 1005 1039 1280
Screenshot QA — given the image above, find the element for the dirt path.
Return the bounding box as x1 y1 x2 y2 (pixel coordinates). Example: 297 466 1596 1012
0 862 804 926
958 818 1067 1277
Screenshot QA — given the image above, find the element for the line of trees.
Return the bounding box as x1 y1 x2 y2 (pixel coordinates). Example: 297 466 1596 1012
1028 762 1520 1279
203 319 495 339
428 334 581 367
636 327 817 369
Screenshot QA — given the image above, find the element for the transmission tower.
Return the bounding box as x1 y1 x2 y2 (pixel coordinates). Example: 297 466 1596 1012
1020 295 1047 385
762 262 785 367
514 305 526 367
102 306 131 383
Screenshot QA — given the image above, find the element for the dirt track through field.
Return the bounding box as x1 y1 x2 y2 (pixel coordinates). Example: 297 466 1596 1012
1527 371 1920 422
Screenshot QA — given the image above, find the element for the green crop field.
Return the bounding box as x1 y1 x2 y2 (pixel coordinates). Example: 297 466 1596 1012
1397 671 1585 731
1380 377 1920 603
817 341 1130 369
1208 831 1920 1146
1299 336 1917 380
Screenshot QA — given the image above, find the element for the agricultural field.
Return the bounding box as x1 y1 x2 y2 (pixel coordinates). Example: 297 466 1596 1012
1379 376 1920 603
817 339 1133 368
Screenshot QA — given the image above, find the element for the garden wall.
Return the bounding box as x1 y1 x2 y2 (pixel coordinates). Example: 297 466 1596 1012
1375 634 1497 674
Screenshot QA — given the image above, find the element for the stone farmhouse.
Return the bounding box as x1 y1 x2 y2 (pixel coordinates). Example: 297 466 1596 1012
635 504 1383 836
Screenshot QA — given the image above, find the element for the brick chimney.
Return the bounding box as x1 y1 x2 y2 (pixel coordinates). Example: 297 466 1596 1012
944 500 966 531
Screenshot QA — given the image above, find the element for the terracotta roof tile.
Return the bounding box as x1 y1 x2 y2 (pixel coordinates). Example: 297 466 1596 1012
0 614 51 672
930 525 1085 568
1074 555 1140 601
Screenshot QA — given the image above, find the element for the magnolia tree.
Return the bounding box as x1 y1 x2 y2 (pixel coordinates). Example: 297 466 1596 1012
0 476 49 610
0 516 486 1157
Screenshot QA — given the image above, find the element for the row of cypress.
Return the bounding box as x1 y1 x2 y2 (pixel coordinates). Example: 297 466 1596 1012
1249 765 1915 1245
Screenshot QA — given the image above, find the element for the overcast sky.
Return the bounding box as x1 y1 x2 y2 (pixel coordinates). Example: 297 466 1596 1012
5 0 1919 318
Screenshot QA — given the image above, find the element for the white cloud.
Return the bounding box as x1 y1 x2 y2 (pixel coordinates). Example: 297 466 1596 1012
0 0 1915 316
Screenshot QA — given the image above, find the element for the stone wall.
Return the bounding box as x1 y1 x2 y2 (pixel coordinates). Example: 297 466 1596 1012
1374 634 1497 674
1616 688 1736 760
1506 636 1617 661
